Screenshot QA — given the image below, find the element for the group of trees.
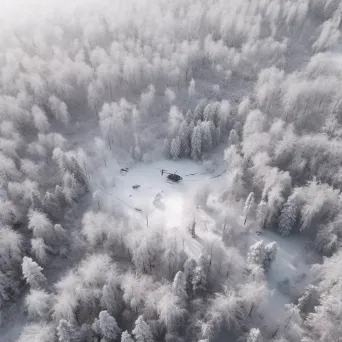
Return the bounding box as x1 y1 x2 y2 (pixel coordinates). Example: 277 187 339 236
166 100 230 161
0 0 340 341
225 98 342 254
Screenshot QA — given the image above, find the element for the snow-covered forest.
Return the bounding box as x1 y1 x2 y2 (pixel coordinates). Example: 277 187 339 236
0 0 341 341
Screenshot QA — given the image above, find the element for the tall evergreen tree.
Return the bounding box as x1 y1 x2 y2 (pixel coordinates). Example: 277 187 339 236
57 319 79 342
244 192 255 225
278 197 298 236
191 126 202 160
22 257 47 289
172 271 187 303
132 316 154 342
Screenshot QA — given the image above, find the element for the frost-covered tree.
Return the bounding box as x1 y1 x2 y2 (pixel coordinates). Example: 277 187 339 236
28 210 54 241
305 294 342 341
244 192 254 225
31 238 48 265
57 319 79 342
121 273 152 313
25 289 51 320
32 105 50 132
121 331 134 342
200 121 213 152
183 258 197 295
48 95 70 125
0 226 23 268
100 270 123 317
247 241 266 267
92 310 121 341
157 290 185 332
170 137 181 160
132 315 154 342
17 323 56 342
297 285 318 314
228 129 239 146
188 79 196 98
209 288 242 330
247 328 262 342
192 255 207 296
191 125 202 160
256 200 268 230
239 281 269 317
278 196 298 236
22 257 47 289
172 271 187 303
178 121 190 156
263 242 278 270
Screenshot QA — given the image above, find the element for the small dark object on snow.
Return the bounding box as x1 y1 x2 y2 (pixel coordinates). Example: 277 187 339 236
132 184 140 189
120 168 129 172
167 173 183 182
256 230 262 235
157 168 183 182
166 170 182 183
135 208 142 212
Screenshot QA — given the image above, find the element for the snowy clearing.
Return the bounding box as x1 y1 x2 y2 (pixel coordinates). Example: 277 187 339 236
96 158 317 326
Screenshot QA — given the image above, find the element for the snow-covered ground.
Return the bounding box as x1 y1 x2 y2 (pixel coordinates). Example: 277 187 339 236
96 158 317 324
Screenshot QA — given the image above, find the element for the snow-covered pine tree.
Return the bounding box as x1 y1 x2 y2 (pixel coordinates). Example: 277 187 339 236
163 138 171 158
172 271 187 303
191 126 202 160
48 95 70 125
170 137 181 160
183 258 197 296
193 101 206 122
31 238 48 265
192 255 207 296
132 315 154 342
188 79 196 98
52 149 88 195
69 157 88 193
200 121 213 152
100 272 123 317
247 241 266 267
185 110 193 123
28 209 54 241
203 104 212 121
25 289 51 320
244 192 255 225
256 200 268 230
121 331 134 342
247 328 262 342
297 285 318 313
57 319 79 342
178 121 190 156
32 105 50 133
228 129 239 146
278 196 298 236
22 256 47 289
263 242 278 270
92 310 121 341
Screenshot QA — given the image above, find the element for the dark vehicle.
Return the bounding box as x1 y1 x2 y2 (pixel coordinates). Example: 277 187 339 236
167 171 183 183
157 168 183 182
